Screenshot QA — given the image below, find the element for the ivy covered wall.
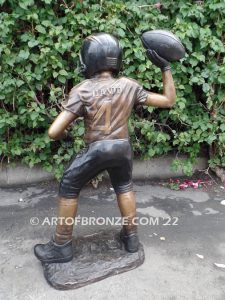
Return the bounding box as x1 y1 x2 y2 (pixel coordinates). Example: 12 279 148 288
0 0 224 178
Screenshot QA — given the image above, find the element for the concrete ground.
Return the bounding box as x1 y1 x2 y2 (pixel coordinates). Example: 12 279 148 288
0 178 225 300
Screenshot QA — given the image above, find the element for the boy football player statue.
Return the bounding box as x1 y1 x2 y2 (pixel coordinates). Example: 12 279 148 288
34 33 176 263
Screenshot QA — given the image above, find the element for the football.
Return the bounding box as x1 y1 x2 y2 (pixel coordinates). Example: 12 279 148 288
141 30 185 62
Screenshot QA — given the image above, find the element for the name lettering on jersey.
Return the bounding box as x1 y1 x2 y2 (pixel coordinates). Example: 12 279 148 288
93 87 121 97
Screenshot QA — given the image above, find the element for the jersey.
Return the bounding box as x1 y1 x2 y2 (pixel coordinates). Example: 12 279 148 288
62 75 148 144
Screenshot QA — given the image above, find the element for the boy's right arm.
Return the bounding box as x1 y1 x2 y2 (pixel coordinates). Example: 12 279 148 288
143 50 176 108
144 69 176 108
48 110 77 140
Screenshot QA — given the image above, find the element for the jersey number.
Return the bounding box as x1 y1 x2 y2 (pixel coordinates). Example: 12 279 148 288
92 100 112 134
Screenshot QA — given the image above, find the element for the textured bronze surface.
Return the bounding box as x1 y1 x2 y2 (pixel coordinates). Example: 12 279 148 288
42 229 145 290
117 191 137 234
62 74 148 144
145 70 176 108
47 71 175 144
141 30 185 62
54 198 78 244
48 110 77 141
50 71 175 145
80 33 122 78
35 31 176 273
59 139 133 198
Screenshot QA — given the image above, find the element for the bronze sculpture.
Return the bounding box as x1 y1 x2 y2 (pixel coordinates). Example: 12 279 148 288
34 32 176 264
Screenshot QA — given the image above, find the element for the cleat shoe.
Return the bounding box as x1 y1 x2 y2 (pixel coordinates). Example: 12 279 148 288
120 229 139 253
34 238 73 263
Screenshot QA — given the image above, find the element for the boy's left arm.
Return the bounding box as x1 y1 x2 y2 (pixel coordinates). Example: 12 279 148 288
48 110 77 140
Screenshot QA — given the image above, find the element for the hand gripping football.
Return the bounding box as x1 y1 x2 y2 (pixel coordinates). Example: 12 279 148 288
141 30 185 62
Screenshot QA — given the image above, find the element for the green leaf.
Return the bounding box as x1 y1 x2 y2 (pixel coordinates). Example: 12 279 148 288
59 70 68 76
218 75 225 84
78 127 85 136
19 0 34 9
117 28 125 37
28 40 39 48
58 76 66 84
18 49 30 59
220 124 225 131
53 71 58 78
36 25 46 34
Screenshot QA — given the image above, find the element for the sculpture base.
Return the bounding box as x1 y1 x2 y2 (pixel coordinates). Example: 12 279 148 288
42 229 145 290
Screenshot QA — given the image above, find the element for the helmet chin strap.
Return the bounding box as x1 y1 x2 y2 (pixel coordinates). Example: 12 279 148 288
79 53 87 75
